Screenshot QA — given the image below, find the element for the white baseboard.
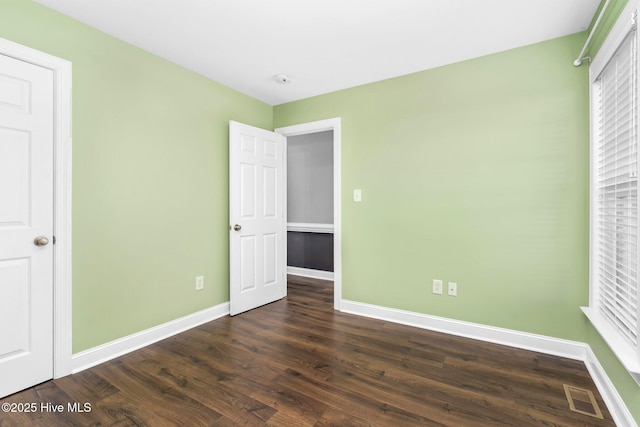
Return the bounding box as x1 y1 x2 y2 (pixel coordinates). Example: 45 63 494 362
584 347 637 427
287 266 334 281
340 299 636 427
71 302 229 374
340 300 588 358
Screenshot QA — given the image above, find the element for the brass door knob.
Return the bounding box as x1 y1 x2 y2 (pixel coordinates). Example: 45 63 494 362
34 236 49 246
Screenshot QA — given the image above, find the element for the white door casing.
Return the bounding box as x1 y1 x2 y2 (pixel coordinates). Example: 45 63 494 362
275 118 342 310
0 53 54 397
229 121 286 315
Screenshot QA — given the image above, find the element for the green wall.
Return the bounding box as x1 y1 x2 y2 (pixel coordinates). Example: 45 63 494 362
276 33 590 338
273 31 640 422
0 0 272 352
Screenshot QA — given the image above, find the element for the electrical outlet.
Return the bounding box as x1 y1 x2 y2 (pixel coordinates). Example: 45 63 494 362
195 275 204 291
448 282 457 297
432 279 443 295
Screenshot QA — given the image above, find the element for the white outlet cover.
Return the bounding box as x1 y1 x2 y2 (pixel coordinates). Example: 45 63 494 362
448 282 457 296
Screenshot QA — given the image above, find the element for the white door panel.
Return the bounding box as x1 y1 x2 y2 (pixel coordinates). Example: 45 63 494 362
240 163 256 219
0 54 54 398
0 70 31 114
240 235 256 292
230 121 285 315
0 128 30 227
0 259 29 356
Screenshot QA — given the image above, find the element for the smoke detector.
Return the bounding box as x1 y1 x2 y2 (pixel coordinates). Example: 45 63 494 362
274 73 292 84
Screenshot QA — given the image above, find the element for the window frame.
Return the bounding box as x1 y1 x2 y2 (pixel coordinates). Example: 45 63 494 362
585 0 640 385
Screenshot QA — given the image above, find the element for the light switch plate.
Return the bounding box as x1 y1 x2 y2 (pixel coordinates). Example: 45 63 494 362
354 189 362 202
432 279 443 295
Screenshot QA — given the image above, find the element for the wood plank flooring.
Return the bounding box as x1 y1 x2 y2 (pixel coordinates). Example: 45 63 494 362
0 276 617 426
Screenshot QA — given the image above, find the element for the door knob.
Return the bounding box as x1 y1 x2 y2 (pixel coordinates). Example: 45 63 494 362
34 236 49 246
233 224 242 231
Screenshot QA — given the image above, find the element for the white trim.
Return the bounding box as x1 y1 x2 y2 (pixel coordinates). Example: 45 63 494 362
72 302 230 373
341 300 587 359
0 37 73 378
582 307 640 383
287 222 334 233
584 347 638 427
276 118 342 310
341 300 637 427
287 266 334 281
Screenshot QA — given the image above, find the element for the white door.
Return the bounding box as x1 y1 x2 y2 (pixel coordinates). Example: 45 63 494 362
229 121 286 315
0 54 54 397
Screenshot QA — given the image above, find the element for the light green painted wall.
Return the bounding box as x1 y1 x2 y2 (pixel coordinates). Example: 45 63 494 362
276 33 590 338
0 0 272 352
274 33 640 423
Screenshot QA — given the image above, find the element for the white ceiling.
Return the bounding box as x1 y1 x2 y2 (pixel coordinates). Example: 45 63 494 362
35 0 601 106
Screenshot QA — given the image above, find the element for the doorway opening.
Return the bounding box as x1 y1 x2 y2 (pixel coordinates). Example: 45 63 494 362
276 118 342 310
286 130 334 279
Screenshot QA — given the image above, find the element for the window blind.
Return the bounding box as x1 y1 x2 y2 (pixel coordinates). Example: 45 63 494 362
594 28 639 348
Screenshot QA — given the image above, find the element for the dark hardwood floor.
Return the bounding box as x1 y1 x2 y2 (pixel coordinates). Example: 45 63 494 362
0 276 617 426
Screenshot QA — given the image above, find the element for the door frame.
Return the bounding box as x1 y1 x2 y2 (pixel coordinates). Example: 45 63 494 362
0 37 72 378
275 118 342 310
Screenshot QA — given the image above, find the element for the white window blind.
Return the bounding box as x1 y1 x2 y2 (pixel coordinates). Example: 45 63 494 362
593 28 639 350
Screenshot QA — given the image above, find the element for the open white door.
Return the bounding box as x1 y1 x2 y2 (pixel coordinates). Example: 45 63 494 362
0 54 54 397
229 121 286 315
